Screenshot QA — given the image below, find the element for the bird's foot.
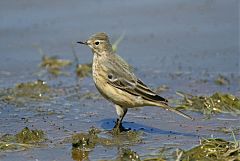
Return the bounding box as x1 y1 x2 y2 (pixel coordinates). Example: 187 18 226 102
112 121 131 134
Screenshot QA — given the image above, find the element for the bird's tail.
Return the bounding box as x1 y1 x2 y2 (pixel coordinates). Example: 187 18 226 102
151 101 193 120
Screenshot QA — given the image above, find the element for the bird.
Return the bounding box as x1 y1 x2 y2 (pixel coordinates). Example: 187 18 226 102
77 32 193 133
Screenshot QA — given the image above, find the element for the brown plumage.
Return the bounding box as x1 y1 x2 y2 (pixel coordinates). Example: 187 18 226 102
77 32 193 132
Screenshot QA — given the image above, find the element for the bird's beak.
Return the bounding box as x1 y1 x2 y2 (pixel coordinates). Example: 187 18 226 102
77 41 87 45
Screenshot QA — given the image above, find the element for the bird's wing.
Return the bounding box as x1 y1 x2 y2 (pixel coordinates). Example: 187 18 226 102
103 54 194 120
105 54 168 103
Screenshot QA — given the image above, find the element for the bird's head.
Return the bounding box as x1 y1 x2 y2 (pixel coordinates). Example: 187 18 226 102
77 32 113 55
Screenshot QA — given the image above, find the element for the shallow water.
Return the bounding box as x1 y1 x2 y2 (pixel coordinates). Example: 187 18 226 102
0 0 239 160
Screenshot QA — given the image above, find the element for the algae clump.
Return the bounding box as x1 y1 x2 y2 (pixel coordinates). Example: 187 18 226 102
0 80 50 105
71 128 108 161
177 92 240 115
71 127 122 150
40 55 72 76
115 148 141 161
0 127 46 152
75 63 92 78
180 138 240 161
71 127 143 160
15 127 45 144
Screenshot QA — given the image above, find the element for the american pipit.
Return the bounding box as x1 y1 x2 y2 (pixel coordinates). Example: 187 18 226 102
77 32 193 132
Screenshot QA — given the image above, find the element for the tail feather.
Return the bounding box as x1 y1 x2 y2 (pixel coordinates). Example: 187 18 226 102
164 105 193 120
152 102 193 120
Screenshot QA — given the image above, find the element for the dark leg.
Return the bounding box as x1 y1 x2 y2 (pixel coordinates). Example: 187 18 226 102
113 105 129 133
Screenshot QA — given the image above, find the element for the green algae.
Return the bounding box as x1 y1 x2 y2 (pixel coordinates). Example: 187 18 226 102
71 128 111 161
115 148 141 161
0 142 27 152
72 127 142 148
141 138 240 161
15 127 45 144
180 138 240 161
71 147 90 161
72 127 102 149
71 127 143 160
143 158 165 161
40 55 72 76
0 80 50 105
176 92 240 115
0 127 46 152
75 63 92 78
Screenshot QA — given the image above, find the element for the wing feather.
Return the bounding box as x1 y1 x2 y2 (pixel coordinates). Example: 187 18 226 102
104 53 168 103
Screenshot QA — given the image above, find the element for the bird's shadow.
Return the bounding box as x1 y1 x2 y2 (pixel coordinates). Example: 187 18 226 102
99 118 200 138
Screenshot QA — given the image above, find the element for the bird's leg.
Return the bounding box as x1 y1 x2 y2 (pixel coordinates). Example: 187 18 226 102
113 105 129 132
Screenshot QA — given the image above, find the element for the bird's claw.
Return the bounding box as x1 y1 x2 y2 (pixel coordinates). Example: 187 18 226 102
112 121 130 134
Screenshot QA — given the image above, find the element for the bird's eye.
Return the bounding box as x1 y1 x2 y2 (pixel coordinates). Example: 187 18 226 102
95 41 100 45
108 74 113 79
